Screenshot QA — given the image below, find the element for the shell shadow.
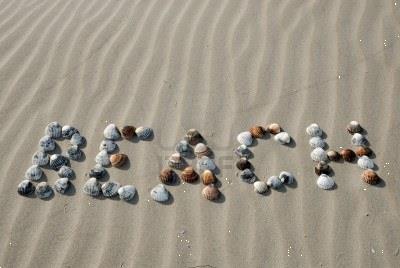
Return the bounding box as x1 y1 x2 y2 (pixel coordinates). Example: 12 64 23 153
211 191 225 203
372 163 379 171
321 130 328 140
360 128 368 135
126 135 140 144
275 186 287 193
207 148 215 159
374 178 385 188
93 194 107 200
258 188 272 197
250 139 258 147
213 166 221 175
283 138 296 148
164 172 181 186
328 168 335 177
369 149 376 159
286 178 298 189
259 132 271 140
159 193 174 205
213 177 223 188
20 191 37 199
182 146 195 159
64 182 76 196
126 191 139 205
53 143 63 154
39 189 55 201
117 157 131 171
78 137 87 148
40 172 48 182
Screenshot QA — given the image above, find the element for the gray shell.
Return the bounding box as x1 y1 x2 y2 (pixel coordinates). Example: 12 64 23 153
175 140 190 156
317 174 335 190
39 135 55 152
25 165 43 181
310 147 328 162
253 181 269 194
45 121 62 139
237 131 253 146
196 156 216 173
88 164 107 179
279 171 294 185
70 133 85 147
35 182 53 199
135 126 153 140
49 154 69 170
118 185 136 201
351 133 368 146
234 144 251 159
150 184 169 202
54 178 70 194
357 156 374 169
267 176 283 189
67 145 82 161
83 178 101 196
274 132 291 144
62 125 79 139
306 123 322 137
17 180 35 196
95 150 110 166
101 181 121 197
239 169 257 184
32 150 49 166
58 165 74 179
99 140 118 153
309 137 326 149
103 124 121 140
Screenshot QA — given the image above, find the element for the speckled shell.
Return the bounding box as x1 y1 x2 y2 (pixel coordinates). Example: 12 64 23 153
309 137 326 149
234 145 251 159
196 156 216 173
39 135 55 152
45 121 62 139
267 176 283 189
236 158 251 171
202 184 220 201
103 124 121 140
35 182 53 199
99 140 118 153
32 150 49 166
355 146 372 157
347 121 362 134
279 171 294 185
17 180 35 196
351 133 367 146
118 185 136 201
267 123 281 135
135 126 153 140
361 169 380 185
95 150 110 166
101 181 121 197
49 154 69 170
110 153 127 168
150 184 169 202
327 150 340 161
239 169 257 184
306 123 322 137
175 140 190 156
88 164 107 179
159 168 176 184
237 131 253 146
67 145 82 161
340 149 356 162
249 126 265 138
168 153 185 169
201 169 215 185
357 156 374 169
185 129 203 145
310 147 328 162
121 126 136 139
25 165 43 181
62 125 79 139
317 174 335 190
194 143 209 158
253 181 269 194
274 132 291 144
83 178 101 196
180 166 199 183
315 161 330 176
58 165 74 179
70 133 85 147
54 178 69 194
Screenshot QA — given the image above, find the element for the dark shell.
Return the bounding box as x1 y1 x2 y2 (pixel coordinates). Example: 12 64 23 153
83 178 101 196
175 140 191 157
236 158 251 170
249 126 265 138
347 121 362 134
88 165 107 179
355 146 372 157
54 178 70 194
185 129 203 145
202 184 220 201
361 169 380 185
101 181 120 197
62 125 79 139
17 180 35 196
168 153 185 170
35 182 53 199
180 166 199 183
110 153 128 167
239 169 257 184
58 165 74 179
70 133 85 147
327 150 341 161
159 168 176 184
340 149 356 162
279 171 294 185
121 126 136 139
315 161 330 175
49 154 69 170
45 122 62 139
67 145 82 161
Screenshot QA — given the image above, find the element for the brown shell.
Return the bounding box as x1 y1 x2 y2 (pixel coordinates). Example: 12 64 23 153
201 169 215 185
110 153 127 167
236 158 251 170
181 166 199 183
327 150 340 161
267 123 281 135
340 149 356 162
159 168 175 184
355 146 372 157
249 126 265 139
185 129 203 145
361 169 380 185
121 126 136 139
202 184 220 201
315 161 330 176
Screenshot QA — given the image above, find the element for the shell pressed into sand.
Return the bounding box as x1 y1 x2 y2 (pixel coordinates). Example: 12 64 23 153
118 185 136 201
110 153 127 168
317 174 335 190
202 184 220 201
83 178 101 196
103 124 121 140
306 123 322 137
310 147 328 162
17 180 35 196
150 184 169 202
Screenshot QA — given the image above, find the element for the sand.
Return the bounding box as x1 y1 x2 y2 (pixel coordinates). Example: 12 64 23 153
1 0 400 267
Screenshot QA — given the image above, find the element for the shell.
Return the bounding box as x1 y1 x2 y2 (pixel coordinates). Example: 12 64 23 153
306 123 322 137
196 156 216 173
45 121 62 139
236 158 251 170
110 153 127 168
237 131 253 146
355 146 372 157
310 147 328 162
267 176 283 189
239 169 257 184
150 184 169 202
67 145 82 161
202 184 220 201
35 182 53 199
361 169 380 185
267 123 281 135
101 181 121 197
135 126 153 140
340 149 356 162
118 185 136 201
70 133 85 147
253 181 269 194
351 133 368 146
88 164 107 179
121 125 136 139
168 153 185 169
180 166 199 183
24 165 43 181
58 165 74 179
194 143 209 158
357 156 374 170
274 132 291 144
83 178 101 196
201 169 215 185
39 135 55 152
103 124 121 140
95 150 110 166
309 137 326 149
185 129 203 145
327 150 341 161
279 171 294 185
99 140 118 153
317 174 335 190
347 121 362 134
32 150 49 166
17 180 35 196
234 144 251 159
315 161 330 176
49 154 69 170
54 178 69 194
175 140 190 156
61 125 79 139
159 168 176 184
249 126 265 138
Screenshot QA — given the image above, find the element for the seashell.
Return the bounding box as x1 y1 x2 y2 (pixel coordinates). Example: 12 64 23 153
249 126 265 138
17 180 35 196
201 169 215 185
61 125 79 139
99 140 118 153
239 169 257 184
347 121 362 134
361 169 380 185
32 150 49 166
45 121 62 139
309 136 326 149
83 178 101 196
49 154 69 170
150 184 169 202
118 185 136 201
58 165 74 179
95 150 110 166
327 150 340 161
196 156 216 173
70 133 85 147
267 123 281 135
194 143 209 158
54 178 69 194
267 176 283 189
274 132 291 145
88 164 107 179
185 129 203 145
317 174 335 190
159 168 176 184
357 156 374 170
39 135 55 152
181 166 199 183
315 161 330 176
101 181 121 197
340 149 356 162
121 125 136 139
135 126 153 140
35 182 53 199
202 184 220 201
175 140 191 157
279 171 294 185
236 158 251 170
306 123 322 137
253 181 269 194
110 153 127 168
67 145 82 161
24 165 43 181
168 153 185 169
234 144 251 159
351 133 368 146
237 131 253 146
103 124 121 140
310 147 328 162
355 146 372 157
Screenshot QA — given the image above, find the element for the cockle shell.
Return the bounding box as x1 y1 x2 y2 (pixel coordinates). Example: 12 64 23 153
201 169 215 185
185 129 203 145
279 171 294 185
351 133 368 146
103 124 121 140
239 169 257 184
45 121 62 139
175 140 190 157
327 150 340 161
253 181 269 194
309 137 326 149
49 154 69 170
347 121 362 134
70 133 85 147
95 150 110 166
54 178 69 194
118 185 136 201
249 126 265 138
306 123 322 137
357 156 374 170
315 161 330 176
196 156 216 173
39 135 55 152
32 150 49 166
236 158 251 171
310 147 328 162
180 166 199 183
159 168 176 184
150 184 169 202
274 132 291 144
101 181 121 197
361 169 380 185
194 143 209 158
62 125 79 139
267 176 283 189
168 153 185 169
355 146 370 157
99 140 118 153
340 149 356 162
17 180 35 196
234 144 251 159
88 164 107 179
237 131 253 146
202 184 220 201
267 123 281 135
83 178 101 196
110 153 127 168
67 145 82 161
35 182 53 199
317 174 335 190
135 126 153 140
24 165 43 181
58 165 74 179
121 126 136 139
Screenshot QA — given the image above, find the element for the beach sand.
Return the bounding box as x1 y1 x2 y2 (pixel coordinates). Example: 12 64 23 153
1 0 400 267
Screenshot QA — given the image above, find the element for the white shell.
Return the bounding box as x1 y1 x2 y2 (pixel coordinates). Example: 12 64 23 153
61 125 79 139
32 150 49 166
39 135 55 152
54 178 69 194
83 178 101 196
67 145 82 160
239 169 257 184
196 156 216 172
45 121 62 139
357 156 374 169
274 132 291 144
234 144 251 158
253 181 268 194
317 174 335 190
351 133 367 146
99 140 118 153
70 133 85 147
49 154 69 170
58 165 74 179
135 126 153 140
310 147 328 162
309 137 326 149
194 143 208 157
103 124 121 140
101 181 121 197
24 165 43 181
237 131 253 146
279 171 294 185
35 182 53 199
95 150 110 166
306 123 322 137
267 176 283 189
118 185 136 201
150 184 169 202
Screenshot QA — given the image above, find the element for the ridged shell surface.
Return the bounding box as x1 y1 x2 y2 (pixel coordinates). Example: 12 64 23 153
25 165 43 181
168 153 184 169
35 182 53 199
70 133 85 147
103 124 121 140
49 154 69 170
309 137 326 149
180 166 199 183
185 129 203 145
306 123 322 137
45 121 62 139
279 171 294 185
351 133 368 146
99 140 118 153
39 135 55 152
196 156 216 173
83 178 101 196
54 178 69 194
95 150 110 166
62 125 79 139
110 153 127 167
101 181 121 197
234 145 251 159
67 145 82 161
361 169 380 185
357 156 374 169
17 180 35 196
194 143 209 158
202 184 220 201
253 181 269 194
135 126 153 140
88 164 107 179
267 176 283 189
201 170 215 185
58 165 74 179
32 150 49 166
118 185 136 201
121 126 136 139
317 174 335 190
310 148 328 162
